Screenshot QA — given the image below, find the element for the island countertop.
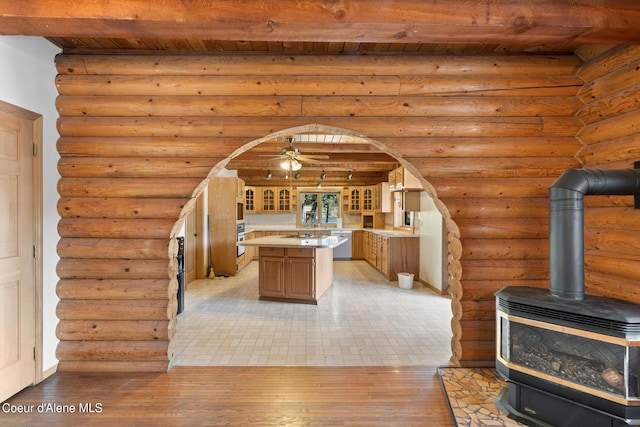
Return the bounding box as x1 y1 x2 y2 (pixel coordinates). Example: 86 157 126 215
241 234 347 249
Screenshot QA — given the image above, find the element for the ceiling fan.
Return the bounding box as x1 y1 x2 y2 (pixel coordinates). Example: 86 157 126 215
261 136 329 171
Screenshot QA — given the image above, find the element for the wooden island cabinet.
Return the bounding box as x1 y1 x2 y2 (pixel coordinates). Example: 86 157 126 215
258 246 332 304
243 234 346 304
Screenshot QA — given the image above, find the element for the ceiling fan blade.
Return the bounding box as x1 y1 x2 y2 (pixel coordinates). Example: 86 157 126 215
295 157 326 164
298 154 330 160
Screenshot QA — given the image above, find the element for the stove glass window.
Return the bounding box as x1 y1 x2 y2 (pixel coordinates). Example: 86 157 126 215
502 318 640 400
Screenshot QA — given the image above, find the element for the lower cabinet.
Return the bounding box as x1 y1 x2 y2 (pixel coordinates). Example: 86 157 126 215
363 231 418 281
258 246 333 304
351 230 364 259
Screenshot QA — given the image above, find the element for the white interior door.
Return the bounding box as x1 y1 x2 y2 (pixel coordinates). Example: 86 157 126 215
0 107 36 402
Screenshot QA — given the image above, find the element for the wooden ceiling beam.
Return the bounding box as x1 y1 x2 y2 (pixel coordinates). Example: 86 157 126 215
2 1 640 45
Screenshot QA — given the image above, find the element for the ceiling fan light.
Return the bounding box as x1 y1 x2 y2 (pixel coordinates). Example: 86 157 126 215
266 169 272 180
347 170 353 180
291 159 302 171
320 170 326 180
295 172 301 180
280 159 291 170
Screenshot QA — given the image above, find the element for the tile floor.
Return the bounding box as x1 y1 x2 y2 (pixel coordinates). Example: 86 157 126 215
173 260 453 367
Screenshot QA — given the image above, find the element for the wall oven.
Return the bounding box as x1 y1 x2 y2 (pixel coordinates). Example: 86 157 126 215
236 223 245 257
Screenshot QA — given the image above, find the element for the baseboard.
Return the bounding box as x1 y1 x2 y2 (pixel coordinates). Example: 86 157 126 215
417 278 449 296
42 364 58 380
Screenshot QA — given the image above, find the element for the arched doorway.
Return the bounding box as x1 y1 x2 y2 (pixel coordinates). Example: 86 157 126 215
171 125 459 367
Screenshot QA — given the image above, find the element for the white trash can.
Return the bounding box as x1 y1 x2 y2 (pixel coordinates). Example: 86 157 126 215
398 273 414 289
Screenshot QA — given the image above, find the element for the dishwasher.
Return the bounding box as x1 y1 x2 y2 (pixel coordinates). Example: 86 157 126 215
331 230 352 260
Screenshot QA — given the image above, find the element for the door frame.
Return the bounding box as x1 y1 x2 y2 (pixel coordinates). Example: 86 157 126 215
0 100 44 384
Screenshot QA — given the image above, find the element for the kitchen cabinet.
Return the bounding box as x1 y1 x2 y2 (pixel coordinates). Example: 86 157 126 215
244 186 258 213
236 179 245 202
260 187 276 213
362 231 419 281
351 230 364 259
347 187 361 212
258 246 333 304
374 182 391 213
389 166 422 192
253 187 295 213
277 187 293 212
362 186 374 212
394 191 421 212
207 177 245 276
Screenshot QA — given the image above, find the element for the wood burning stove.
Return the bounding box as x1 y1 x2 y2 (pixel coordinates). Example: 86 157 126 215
496 169 640 427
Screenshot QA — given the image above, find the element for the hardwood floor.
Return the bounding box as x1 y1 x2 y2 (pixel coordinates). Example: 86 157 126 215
1 366 454 426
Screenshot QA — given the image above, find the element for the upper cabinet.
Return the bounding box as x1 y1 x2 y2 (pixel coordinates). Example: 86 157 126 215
244 186 257 213
236 178 245 203
374 182 391 213
347 187 362 213
389 166 422 192
362 186 374 212
277 187 294 212
248 187 296 213
261 187 276 213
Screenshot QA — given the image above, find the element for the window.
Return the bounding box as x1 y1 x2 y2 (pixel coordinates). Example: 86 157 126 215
300 191 340 226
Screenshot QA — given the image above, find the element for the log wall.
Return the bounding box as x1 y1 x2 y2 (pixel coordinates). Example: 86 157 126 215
54 53 584 371
576 46 640 303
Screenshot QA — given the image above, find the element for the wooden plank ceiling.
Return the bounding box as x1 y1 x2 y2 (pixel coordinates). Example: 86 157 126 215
3 0 640 186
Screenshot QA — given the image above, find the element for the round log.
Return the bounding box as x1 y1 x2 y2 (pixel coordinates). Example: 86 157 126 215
57 299 171 321
55 54 582 77
56 258 171 280
58 218 177 239
56 360 169 373
445 197 549 219
58 197 189 219
57 238 171 260
58 157 220 178
57 278 171 299
57 177 201 198
56 320 172 341
56 340 169 360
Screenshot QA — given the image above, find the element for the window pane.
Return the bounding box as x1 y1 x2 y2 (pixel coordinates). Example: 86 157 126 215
321 193 340 224
301 193 318 225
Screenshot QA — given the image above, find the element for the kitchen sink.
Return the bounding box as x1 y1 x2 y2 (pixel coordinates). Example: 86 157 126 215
283 233 324 238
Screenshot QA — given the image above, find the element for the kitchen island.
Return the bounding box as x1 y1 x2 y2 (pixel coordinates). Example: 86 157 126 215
241 233 347 304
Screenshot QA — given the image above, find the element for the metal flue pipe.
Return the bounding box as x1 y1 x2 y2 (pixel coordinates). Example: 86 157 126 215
549 168 640 300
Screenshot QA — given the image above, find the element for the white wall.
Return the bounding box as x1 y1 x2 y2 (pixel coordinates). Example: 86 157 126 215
0 36 61 373
417 193 447 292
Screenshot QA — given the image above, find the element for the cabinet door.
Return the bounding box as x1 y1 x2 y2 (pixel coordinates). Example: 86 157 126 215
351 230 364 259
277 187 291 212
259 256 285 297
237 179 245 202
348 187 361 212
379 237 389 276
287 257 314 299
244 187 257 213
395 167 405 190
362 186 374 212
261 188 276 212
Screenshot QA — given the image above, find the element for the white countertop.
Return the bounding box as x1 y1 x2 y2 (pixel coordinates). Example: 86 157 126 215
245 226 417 238
241 234 347 248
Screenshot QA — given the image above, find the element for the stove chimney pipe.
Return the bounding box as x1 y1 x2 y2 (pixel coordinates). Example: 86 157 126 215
549 168 640 300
